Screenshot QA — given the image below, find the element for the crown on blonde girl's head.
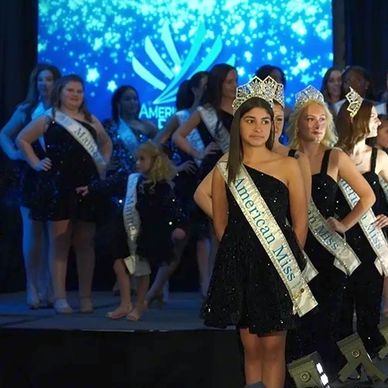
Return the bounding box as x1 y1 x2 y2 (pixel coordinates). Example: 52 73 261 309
137 140 176 187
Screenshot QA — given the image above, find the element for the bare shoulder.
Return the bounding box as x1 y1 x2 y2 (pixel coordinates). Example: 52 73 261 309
376 149 388 172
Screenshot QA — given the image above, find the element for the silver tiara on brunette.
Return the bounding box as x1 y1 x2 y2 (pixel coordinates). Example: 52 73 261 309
232 75 277 114
345 87 363 118
294 85 324 110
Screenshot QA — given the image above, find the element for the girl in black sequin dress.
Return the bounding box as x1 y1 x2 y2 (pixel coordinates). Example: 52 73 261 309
84 141 186 320
173 64 236 298
0 63 61 308
335 95 388 356
287 88 375 379
17 75 112 314
202 94 314 388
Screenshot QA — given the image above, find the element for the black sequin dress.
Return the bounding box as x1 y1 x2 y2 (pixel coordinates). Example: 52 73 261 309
202 166 306 335
336 147 388 355
30 119 100 222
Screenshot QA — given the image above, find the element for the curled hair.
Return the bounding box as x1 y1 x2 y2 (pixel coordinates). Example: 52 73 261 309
111 85 140 123
50 74 93 122
137 140 176 187
227 97 274 184
335 99 374 153
287 100 337 149
22 63 61 109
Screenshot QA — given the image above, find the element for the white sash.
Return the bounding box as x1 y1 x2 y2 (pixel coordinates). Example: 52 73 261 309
197 106 230 153
176 110 204 166
122 173 141 274
339 179 388 276
46 109 107 178
217 161 318 317
379 175 388 203
308 199 361 275
118 119 140 156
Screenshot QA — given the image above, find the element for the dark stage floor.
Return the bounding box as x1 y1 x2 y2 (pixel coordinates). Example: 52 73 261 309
1 292 388 387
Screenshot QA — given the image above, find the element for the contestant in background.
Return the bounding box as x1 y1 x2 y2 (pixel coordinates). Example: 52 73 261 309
335 88 388 356
16 74 112 314
202 77 317 388
173 63 236 297
320 66 343 118
287 86 375 379
0 63 61 308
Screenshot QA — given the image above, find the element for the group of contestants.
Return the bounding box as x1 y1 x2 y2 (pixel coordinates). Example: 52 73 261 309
1 62 388 388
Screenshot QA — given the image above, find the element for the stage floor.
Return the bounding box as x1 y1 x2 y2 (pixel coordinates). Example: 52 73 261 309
1 291 388 387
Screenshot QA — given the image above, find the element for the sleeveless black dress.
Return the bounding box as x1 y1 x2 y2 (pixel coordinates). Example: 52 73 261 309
336 147 388 356
30 119 100 222
201 166 306 335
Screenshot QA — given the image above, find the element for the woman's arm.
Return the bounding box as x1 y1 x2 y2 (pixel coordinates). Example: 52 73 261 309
194 168 214 219
212 167 228 241
295 151 312 203
286 158 308 247
16 115 52 171
154 115 179 145
0 107 26 160
93 115 113 163
172 110 203 159
329 150 376 232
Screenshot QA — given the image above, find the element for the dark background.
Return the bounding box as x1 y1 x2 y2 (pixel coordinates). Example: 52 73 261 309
0 0 387 292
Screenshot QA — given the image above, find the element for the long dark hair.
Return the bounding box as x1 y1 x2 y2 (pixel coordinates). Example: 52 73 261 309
111 85 140 123
22 63 61 108
50 74 93 122
335 99 374 153
320 66 343 102
201 64 236 109
227 97 275 184
176 71 208 110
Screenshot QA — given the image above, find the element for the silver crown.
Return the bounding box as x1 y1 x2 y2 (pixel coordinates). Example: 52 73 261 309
232 75 277 113
345 87 363 118
274 82 285 108
295 85 324 110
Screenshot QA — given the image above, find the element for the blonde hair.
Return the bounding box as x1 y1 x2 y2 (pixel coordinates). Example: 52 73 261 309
287 100 337 149
137 141 176 187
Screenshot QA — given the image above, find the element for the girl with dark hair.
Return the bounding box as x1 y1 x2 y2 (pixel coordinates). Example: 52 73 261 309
16 74 112 314
173 63 237 297
0 63 61 308
320 66 343 118
202 77 317 388
335 89 388 356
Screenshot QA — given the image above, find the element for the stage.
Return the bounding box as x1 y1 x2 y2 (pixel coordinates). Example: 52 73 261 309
0 291 388 388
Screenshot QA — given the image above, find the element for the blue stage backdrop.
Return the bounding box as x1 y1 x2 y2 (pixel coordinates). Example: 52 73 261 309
38 0 333 128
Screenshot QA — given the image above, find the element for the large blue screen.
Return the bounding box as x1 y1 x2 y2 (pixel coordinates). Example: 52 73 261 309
38 0 333 127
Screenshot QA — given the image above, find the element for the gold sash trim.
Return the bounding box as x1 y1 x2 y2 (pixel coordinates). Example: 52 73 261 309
308 199 361 275
46 109 107 178
339 179 388 276
122 173 141 274
197 106 230 153
217 160 318 317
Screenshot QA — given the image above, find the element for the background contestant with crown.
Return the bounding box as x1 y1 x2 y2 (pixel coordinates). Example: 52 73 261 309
335 87 388 356
286 85 375 379
201 77 317 388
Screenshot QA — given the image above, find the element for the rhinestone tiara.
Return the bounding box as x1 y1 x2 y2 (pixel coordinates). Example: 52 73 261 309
345 87 363 118
232 75 277 113
294 85 324 110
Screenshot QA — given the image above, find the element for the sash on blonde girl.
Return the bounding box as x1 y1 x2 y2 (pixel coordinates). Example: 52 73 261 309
339 179 388 276
217 160 318 317
46 109 107 178
308 199 361 275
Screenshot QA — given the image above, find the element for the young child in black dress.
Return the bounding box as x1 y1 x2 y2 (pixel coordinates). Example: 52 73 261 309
85 141 186 320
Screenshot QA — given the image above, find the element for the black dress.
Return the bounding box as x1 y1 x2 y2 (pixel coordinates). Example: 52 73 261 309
336 147 388 356
202 166 306 335
30 119 100 222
